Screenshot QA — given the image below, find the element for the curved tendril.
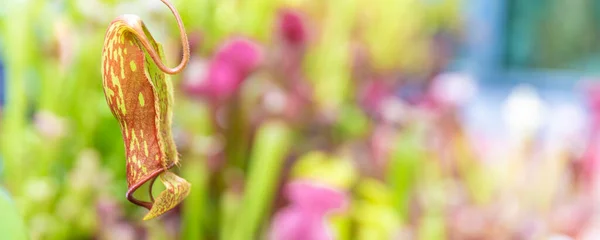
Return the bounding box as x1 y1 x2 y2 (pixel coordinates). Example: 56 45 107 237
123 0 190 75
157 0 190 74
148 176 157 202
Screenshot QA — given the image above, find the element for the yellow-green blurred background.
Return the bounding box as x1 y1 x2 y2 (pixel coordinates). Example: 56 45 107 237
2 0 600 239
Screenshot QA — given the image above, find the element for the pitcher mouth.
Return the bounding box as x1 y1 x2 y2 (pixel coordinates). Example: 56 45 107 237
126 161 176 210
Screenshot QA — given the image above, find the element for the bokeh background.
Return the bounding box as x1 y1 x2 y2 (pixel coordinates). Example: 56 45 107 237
1 0 600 239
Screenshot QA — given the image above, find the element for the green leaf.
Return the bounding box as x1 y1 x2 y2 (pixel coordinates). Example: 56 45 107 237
229 121 292 240
0 188 28 240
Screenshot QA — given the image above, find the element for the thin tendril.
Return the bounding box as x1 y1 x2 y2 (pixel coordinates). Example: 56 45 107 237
157 0 190 74
148 176 157 202
119 0 190 75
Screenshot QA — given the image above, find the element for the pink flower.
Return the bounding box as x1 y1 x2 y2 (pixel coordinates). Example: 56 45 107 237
580 82 600 187
278 10 307 47
585 83 600 119
185 39 261 102
273 9 309 86
270 181 347 240
359 78 392 116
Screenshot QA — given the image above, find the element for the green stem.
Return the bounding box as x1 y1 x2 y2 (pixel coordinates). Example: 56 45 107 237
1 0 32 190
181 158 208 240
228 120 292 240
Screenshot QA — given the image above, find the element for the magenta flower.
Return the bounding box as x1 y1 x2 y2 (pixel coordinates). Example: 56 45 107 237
269 181 347 240
273 9 309 85
278 9 307 47
184 38 261 102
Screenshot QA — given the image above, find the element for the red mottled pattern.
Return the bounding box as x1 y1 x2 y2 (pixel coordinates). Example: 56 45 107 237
102 19 166 187
101 11 190 220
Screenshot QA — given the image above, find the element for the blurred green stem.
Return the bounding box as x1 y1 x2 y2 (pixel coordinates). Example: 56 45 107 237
1 0 32 190
177 100 213 240
181 158 208 240
387 126 423 221
228 120 292 240
0 188 28 240
307 0 357 111
224 97 249 170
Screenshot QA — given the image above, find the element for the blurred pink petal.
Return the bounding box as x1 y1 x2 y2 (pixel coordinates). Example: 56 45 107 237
185 38 261 101
270 181 347 240
215 39 262 75
369 123 402 170
278 10 307 47
359 78 390 116
581 82 600 188
584 82 600 115
271 207 330 240
206 62 243 99
286 181 347 213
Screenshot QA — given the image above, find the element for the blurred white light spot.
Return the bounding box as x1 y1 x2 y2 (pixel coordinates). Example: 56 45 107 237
380 97 407 124
546 103 586 149
431 72 477 107
25 178 56 202
34 111 66 139
264 89 287 114
502 84 546 140
183 57 208 87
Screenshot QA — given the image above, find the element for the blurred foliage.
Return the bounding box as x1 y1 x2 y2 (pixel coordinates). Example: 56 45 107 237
3 0 594 240
0 188 28 240
506 0 600 71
